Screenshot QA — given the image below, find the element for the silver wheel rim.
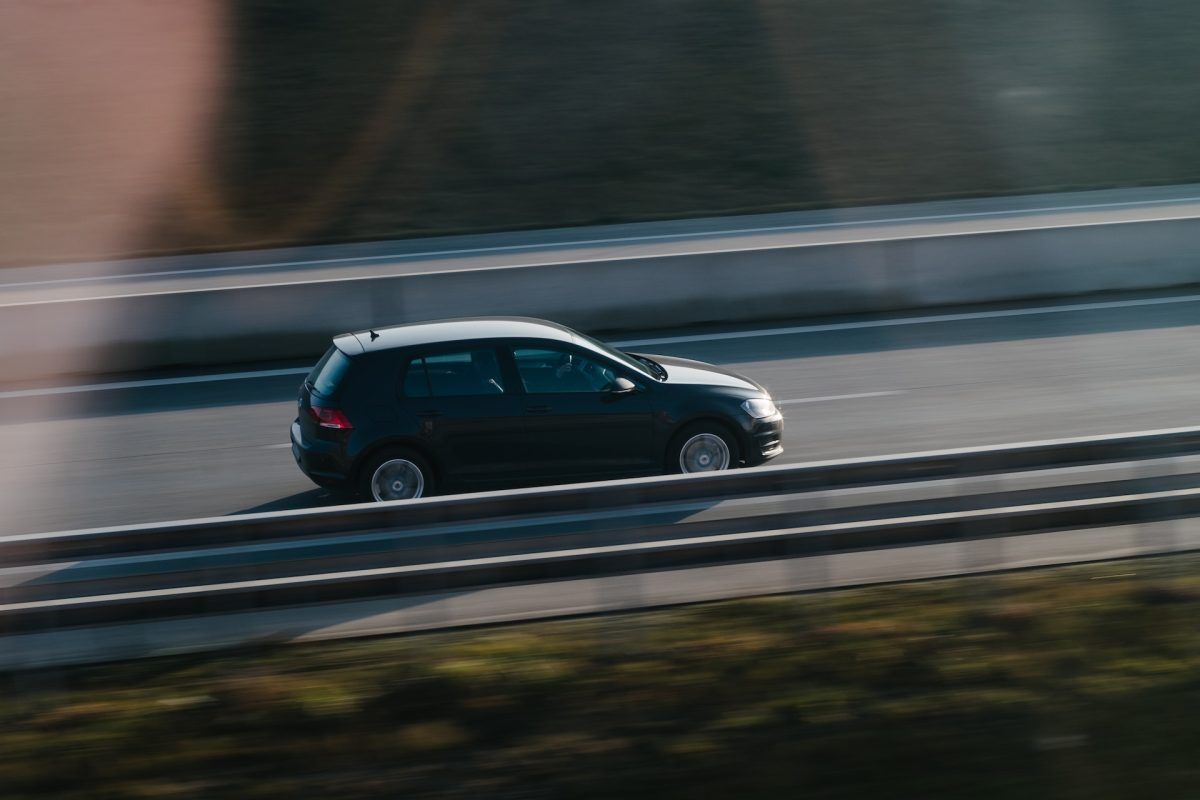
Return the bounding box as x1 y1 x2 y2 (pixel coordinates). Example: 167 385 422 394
370 458 425 501
679 433 731 473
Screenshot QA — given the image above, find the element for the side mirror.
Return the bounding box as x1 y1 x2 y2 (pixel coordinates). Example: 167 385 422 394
608 377 638 395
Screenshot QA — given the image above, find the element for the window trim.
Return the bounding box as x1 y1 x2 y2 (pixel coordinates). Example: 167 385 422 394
396 344 510 400
509 343 629 395
400 356 433 399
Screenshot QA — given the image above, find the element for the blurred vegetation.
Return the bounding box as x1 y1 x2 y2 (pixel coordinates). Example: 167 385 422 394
4 556 1200 798
150 0 1200 255
8 1 1200 263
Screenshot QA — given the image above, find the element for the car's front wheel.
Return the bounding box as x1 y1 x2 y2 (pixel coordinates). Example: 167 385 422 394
358 447 435 502
668 422 739 474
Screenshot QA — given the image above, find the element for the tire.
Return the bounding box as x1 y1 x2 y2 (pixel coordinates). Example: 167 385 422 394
357 447 436 502
667 422 740 474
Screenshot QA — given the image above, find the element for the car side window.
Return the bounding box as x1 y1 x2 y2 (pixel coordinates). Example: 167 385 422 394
402 358 432 397
403 349 505 397
513 347 617 394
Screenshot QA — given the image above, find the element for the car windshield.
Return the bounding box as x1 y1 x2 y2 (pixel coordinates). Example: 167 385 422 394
573 332 658 380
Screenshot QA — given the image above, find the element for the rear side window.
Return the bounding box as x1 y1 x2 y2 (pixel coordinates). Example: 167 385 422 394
402 349 505 397
403 359 431 397
308 347 352 397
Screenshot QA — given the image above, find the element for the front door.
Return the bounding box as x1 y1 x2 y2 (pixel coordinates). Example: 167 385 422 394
508 345 656 482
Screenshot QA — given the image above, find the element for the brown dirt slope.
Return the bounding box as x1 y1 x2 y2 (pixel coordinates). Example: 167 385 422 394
5 0 1200 263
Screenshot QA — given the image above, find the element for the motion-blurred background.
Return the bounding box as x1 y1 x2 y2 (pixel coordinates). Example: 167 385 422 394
5 3 1200 799
5 0 1200 264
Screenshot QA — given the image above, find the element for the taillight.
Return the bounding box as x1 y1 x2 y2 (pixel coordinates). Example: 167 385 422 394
308 405 354 430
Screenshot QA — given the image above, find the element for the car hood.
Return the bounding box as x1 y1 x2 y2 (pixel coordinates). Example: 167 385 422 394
633 353 766 393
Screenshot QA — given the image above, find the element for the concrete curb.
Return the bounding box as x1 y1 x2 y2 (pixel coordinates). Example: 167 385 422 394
4 191 1200 381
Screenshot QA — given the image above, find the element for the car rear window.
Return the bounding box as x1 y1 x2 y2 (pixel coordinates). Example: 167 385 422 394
308 347 352 397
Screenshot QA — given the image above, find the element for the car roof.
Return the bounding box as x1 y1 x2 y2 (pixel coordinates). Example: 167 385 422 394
335 316 581 354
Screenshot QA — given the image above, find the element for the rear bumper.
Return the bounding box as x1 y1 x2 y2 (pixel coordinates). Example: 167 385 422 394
291 420 351 487
742 414 784 466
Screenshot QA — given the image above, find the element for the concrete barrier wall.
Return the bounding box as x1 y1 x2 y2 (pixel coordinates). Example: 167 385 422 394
4 214 1200 381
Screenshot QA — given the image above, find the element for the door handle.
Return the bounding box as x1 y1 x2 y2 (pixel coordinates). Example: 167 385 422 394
525 405 552 415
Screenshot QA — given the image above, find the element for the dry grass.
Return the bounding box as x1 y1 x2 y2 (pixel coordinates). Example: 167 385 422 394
4 555 1200 798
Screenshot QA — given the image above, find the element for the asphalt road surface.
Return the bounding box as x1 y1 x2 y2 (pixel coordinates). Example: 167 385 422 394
3 289 1199 534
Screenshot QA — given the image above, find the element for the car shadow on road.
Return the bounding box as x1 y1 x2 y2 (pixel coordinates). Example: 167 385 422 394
234 488 354 515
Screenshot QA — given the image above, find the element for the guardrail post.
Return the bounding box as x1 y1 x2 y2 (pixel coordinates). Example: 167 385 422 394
407 506 453 634
956 467 1008 594
1135 454 1183 558
1131 454 1193 663
591 483 647 655
786 481 831 626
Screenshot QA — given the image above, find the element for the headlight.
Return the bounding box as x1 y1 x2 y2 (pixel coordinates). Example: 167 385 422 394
741 397 778 419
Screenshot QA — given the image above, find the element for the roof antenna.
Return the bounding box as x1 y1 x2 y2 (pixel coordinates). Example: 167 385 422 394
369 330 380 341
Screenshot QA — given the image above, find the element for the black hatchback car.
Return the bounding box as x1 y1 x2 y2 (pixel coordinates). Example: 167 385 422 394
291 318 783 501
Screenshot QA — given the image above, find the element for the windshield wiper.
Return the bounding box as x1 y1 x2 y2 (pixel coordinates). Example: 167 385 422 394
634 354 668 381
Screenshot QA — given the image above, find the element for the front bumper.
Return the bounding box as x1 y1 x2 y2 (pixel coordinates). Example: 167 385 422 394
742 413 784 466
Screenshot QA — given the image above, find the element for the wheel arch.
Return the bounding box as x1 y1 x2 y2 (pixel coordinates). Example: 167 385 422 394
664 415 743 470
351 437 442 487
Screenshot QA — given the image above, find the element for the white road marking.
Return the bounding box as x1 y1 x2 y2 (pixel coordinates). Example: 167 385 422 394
10 206 1200 307
778 391 905 404
4 424 1198 543
611 292 1200 347
7 193 1200 291
262 443 295 449
2 292 1197 400
0 368 310 399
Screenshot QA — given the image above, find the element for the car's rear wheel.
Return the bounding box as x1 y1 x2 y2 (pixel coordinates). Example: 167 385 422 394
359 447 435 502
668 422 739 474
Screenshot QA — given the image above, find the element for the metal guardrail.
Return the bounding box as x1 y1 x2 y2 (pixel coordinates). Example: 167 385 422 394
2 427 1200 635
6 484 1200 633
5 425 1200 565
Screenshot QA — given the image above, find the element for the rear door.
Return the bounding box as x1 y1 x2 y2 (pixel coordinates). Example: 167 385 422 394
508 343 655 481
398 346 530 488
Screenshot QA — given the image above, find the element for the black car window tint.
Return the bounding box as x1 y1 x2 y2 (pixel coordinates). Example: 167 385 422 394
513 347 615 393
309 348 352 397
402 358 431 397
470 349 506 394
423 349 506 396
